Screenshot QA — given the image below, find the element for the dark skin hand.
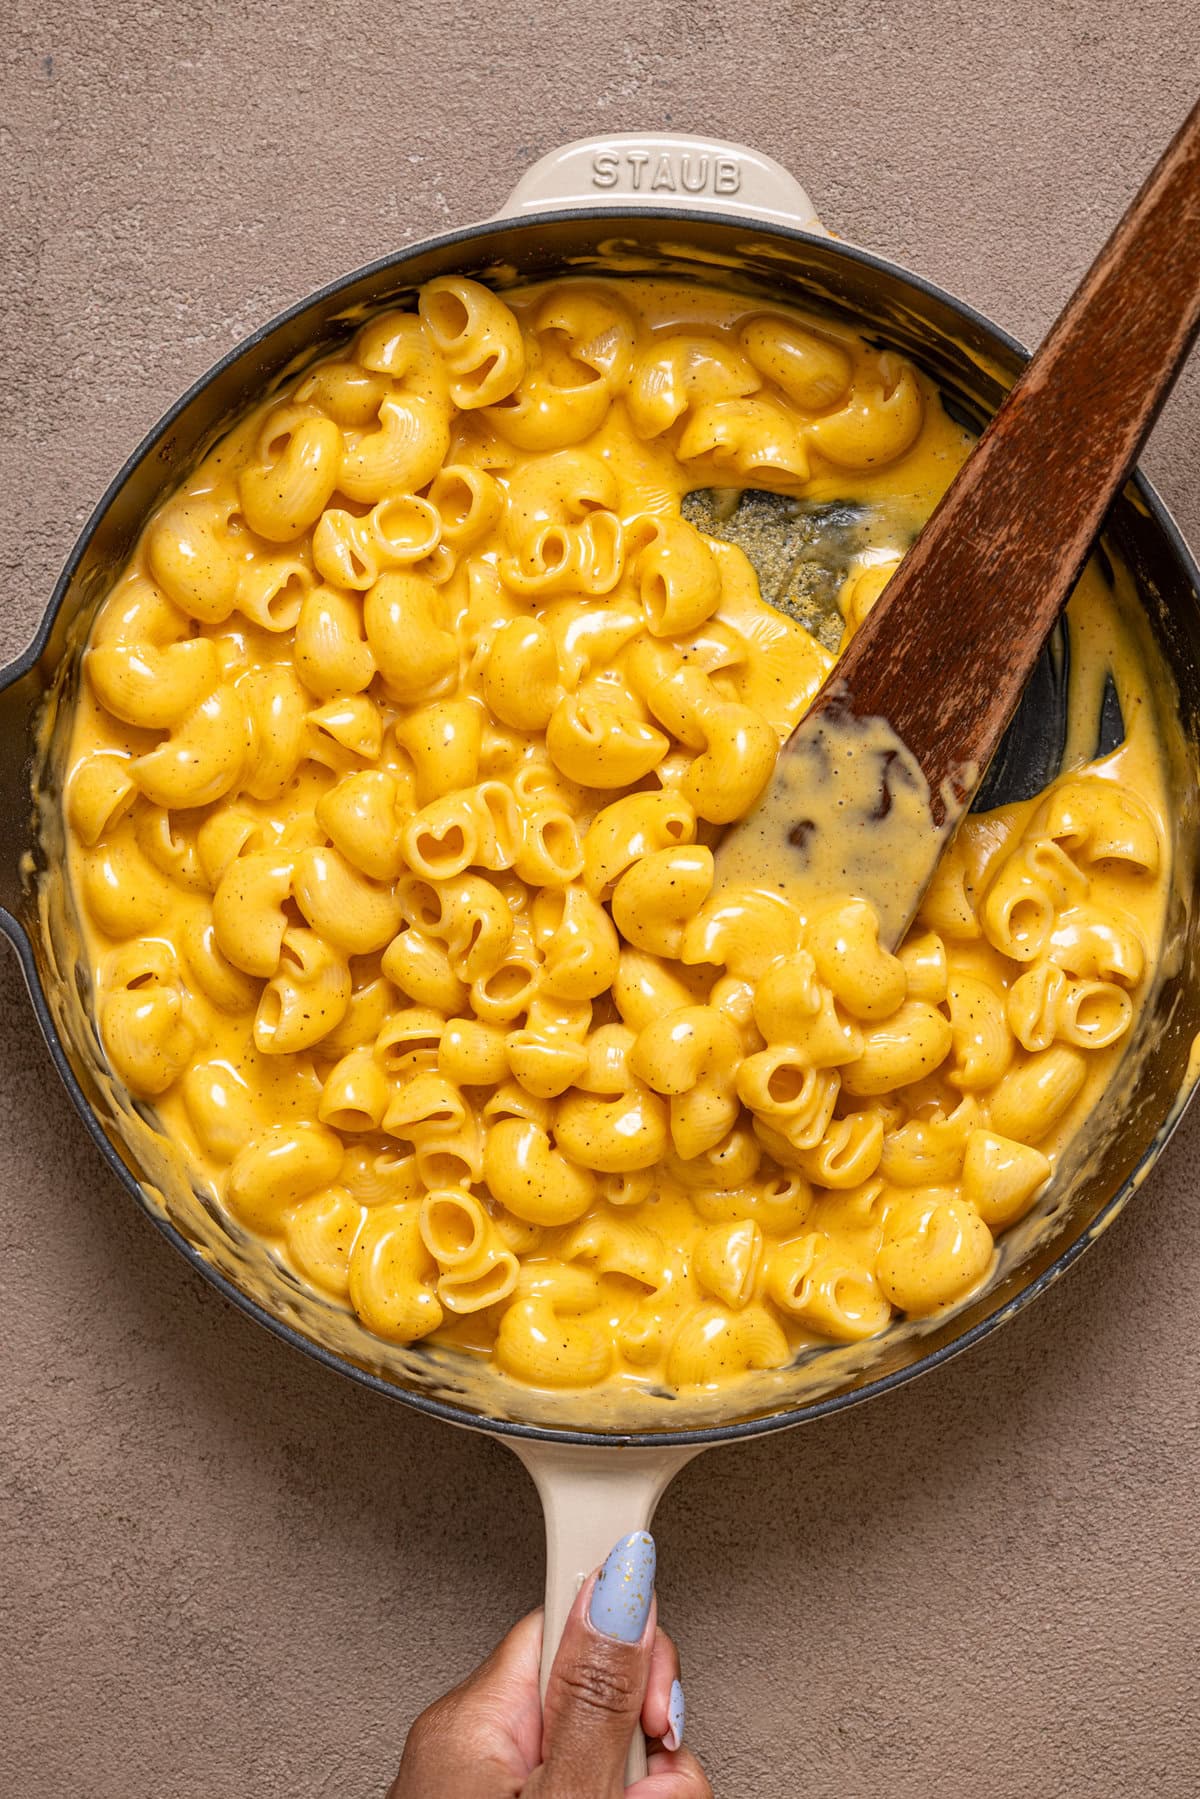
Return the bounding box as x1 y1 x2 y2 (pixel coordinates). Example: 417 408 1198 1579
390 1563 710 1799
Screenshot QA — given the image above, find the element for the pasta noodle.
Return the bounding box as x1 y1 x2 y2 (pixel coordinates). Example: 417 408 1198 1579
62 274 1170 1397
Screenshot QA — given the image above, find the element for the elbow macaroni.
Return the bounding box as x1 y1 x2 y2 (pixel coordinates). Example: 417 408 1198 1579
63 274 1170 1397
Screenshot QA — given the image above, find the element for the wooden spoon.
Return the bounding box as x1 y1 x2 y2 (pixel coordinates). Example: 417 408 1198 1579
718 97 1200 948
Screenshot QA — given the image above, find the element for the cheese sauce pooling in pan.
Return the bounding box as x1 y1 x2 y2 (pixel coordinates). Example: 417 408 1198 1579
61 276 1169 1395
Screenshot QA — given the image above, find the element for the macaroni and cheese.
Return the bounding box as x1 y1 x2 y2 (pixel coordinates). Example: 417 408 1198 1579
61 275 1168 1394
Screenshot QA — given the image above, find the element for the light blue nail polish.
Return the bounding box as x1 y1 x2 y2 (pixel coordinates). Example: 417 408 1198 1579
588 1530 656 1642
664 1677 686 1753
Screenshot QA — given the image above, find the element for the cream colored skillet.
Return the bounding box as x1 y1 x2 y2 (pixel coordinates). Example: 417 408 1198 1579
5 128 1200 1788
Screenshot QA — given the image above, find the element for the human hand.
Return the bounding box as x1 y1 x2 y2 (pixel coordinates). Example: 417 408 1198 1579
389 1531 710 1798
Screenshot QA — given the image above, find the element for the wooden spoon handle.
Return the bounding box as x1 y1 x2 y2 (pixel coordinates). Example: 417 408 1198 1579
814 94 1200 823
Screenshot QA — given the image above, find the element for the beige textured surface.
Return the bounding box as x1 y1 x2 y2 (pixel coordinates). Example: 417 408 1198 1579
2 5 1200 1795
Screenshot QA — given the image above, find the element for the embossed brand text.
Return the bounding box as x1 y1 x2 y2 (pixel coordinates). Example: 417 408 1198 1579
591 150 742 197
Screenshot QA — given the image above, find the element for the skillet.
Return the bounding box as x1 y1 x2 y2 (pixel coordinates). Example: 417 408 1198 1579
7 133 1200 1779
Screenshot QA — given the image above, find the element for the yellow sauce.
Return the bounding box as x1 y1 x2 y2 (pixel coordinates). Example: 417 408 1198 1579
718 699 947 947
57 275 1170 1399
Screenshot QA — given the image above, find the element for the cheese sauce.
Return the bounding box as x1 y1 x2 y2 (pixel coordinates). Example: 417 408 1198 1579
56 275 1171 1403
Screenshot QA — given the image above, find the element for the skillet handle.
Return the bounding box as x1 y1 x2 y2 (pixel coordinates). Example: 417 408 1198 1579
0 657 43 918
495 132 830 234
507 1437 702 1787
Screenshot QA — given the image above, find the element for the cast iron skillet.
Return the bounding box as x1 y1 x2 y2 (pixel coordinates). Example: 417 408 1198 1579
6 135 1200 1776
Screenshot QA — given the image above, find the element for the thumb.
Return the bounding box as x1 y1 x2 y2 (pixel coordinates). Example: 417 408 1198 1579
536 1531 657 1794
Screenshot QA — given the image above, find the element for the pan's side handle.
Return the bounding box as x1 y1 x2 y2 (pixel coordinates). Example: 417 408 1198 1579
507 1437 703 1787
495 132 831 235
0 658 44 918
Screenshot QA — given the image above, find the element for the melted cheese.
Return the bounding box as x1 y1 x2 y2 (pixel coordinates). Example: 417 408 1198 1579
58 274 1171 1400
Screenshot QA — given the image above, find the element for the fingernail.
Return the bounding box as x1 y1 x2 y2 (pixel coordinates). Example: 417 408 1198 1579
588 1530 656 1643
663 1677 686 1753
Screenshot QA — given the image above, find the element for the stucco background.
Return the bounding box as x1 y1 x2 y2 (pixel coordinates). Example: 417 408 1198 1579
2 5 1199 1795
